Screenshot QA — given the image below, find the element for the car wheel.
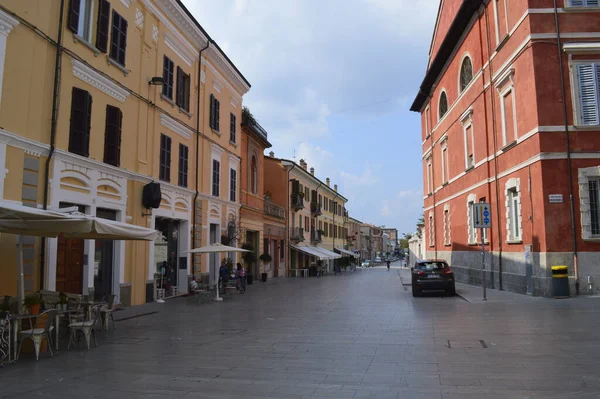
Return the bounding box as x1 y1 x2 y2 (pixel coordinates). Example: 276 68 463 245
412 286 421 297
447 285 456 296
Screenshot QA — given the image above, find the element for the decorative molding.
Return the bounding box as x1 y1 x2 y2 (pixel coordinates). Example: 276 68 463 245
213 79 222 93
563 41 600 54
120 0 132 8
210 143 225 160
160 113 193 140
230 97 239 108
72 59 129 103
0 9 19 36
495 68 515 89
164 31 194 67
460 107 474 124
204 59 242 101
200 69 206 83
228 154 240 168
152 25 159 43
0 128 50 157
155 0 208 48
135 8 144 29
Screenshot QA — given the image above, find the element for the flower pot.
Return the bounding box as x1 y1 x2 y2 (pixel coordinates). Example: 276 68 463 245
261 273 267 282
29 304 41 315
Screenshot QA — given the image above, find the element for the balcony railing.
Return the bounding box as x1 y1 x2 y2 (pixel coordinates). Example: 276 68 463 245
242 113 268 142
311 229 322 243
310 202 322 216
291 192 304 211
290 227 305 242
264 201 285 219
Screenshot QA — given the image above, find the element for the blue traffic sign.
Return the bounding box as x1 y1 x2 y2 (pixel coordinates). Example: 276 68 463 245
483 210 490 217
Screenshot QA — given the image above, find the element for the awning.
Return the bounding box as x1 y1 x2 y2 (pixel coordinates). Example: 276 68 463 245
335 247 358 258
311 246 342 260
290 244 328 260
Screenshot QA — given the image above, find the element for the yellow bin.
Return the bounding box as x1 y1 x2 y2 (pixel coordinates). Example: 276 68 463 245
551 266 569 298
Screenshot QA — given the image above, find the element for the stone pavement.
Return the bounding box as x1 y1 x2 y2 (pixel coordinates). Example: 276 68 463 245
3 265 600 399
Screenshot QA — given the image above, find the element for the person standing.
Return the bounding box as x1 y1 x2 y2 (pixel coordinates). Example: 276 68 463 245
219 261 229 291
386 260 391 270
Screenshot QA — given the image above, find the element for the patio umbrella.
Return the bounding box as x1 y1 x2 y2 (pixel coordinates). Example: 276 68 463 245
186 243 250 301
0 202 157 308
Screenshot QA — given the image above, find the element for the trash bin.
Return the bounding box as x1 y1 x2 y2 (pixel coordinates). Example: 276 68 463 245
551 265 569 298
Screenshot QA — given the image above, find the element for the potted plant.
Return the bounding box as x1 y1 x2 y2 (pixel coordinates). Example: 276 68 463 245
242 242 257 285
259 253 272 282
59 292 68 311
23 293 42 315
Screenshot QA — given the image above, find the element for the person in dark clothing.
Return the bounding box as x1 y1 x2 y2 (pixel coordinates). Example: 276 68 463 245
386 260 391 270
219 262 229 291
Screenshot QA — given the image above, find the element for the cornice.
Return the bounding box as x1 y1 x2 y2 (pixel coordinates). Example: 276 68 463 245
210 143 225 159
206 45 250 95
204 59 241 101
120 0 133 8
0 129 49 157
228 154 241 166
72 59 129 103
0 9 19 36
160 113 193 140
164 31 194 67
156 0 208 48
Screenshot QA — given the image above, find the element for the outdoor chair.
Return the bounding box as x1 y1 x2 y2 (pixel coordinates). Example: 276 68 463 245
100 295 117 331
17 309 57 361
67 304 102 351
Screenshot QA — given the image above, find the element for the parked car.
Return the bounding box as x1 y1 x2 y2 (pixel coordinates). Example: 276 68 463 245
411 259 455 297
361 259 371 268
375 257 382 263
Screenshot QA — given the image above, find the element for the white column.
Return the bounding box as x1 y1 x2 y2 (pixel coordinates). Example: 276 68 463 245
147 214 156 280
0 10 19 108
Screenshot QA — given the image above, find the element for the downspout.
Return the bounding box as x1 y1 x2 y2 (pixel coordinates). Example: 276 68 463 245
332 192 340 253
40 0 65 290
483 4 503 290
553 0 579 295
287 163 297 276
191 41 209 274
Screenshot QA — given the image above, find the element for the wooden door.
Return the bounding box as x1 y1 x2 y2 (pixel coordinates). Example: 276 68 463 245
56 234 84 294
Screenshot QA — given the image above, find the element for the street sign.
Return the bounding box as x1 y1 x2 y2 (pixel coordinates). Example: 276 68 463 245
472 203 491 229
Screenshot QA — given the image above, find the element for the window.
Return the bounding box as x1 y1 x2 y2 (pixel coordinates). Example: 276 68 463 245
318 194 322 205
209 94 220 131
162 56 174 99
103 105 122 167
250 155 257 194
109 11 127 67
579 166 600 239
319 221 322 231
329 199 334 212
425 106 431 137
96 0 110 52
443 205 451 246
441 141 449 184
230 113 237 143
426 157 433 194
568 0 600 7
462 110 475 169
439 91 448 119
591 180 600 233
505 178 522 242
459 56 473 92
334 225 337 239
178 144 188 187
230 169 237 202
159 134 171 182
428 212 434 247
467 196 477 244
176 67 191 112
324 197 328 211
575 63 600 126
212 159 220 197
305 217 309 233
493 0 509 45
305 187 310 200
68 0 94 42
69 88 92 157
500 87 517 145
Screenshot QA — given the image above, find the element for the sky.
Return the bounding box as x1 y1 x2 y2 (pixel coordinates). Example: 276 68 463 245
182 0 439 235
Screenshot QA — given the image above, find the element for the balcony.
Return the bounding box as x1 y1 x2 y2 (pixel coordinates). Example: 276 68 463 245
264 201 285 219
290 227 305 242
310 202 322 216
311 228 322 243
242 113 268 142
291 192 304 211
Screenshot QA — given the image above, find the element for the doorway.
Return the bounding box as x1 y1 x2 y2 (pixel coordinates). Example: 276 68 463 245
94 208 117 300
154 218 180 291
56 235 84 294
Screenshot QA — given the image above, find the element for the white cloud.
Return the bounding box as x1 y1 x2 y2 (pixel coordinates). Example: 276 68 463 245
397 189 422 198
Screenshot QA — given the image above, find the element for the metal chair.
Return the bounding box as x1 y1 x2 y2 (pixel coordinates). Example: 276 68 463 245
17 309 57 361
67 304 102 351
100 295 117 331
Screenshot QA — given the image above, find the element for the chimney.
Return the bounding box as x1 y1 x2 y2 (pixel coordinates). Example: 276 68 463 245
269 151 274 158
299 159 307 170
334 184 338 192
310 167 314 175
326 178 330 187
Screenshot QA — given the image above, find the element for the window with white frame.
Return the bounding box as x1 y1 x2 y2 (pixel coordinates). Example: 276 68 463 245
505 178 522 242
467 194 478 244
426 156 433 194
69 0 95 42
443 204 451 246
461 109 475 169
568 0 600 6
573 63 600 126
578 166 600 239
425 106 431 137
496 69 517 146
459 56 473 92
441 138 449 184
492 0 509 45
428 212 435 247
439 91 448 120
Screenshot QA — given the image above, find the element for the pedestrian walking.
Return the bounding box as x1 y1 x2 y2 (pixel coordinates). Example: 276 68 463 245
219 260 229 291
386 260 391 270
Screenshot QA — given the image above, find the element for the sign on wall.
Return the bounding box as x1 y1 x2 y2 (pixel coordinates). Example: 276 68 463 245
549 194 563 203
472 203 491 229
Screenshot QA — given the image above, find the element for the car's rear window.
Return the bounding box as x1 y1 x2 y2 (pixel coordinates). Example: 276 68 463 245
416 262 448 271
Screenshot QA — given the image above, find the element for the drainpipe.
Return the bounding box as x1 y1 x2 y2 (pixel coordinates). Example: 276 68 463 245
332 191 340 268
191 41 209 275
313 181 322 239
287 163 297 276
554 0 579 295
40 0 65 290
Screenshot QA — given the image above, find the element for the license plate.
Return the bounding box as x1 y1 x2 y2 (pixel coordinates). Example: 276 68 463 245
427 275 440 279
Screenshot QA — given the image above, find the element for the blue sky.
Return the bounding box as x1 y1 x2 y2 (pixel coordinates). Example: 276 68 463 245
182 0 439 235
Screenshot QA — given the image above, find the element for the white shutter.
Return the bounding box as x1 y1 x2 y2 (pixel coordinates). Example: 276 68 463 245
577 64 599 126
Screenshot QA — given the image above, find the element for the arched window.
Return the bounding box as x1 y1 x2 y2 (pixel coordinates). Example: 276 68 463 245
459 56 473 92
251 155 257 194
439 91 448 119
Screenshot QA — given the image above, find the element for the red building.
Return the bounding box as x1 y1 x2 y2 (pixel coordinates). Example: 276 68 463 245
411 0 600 296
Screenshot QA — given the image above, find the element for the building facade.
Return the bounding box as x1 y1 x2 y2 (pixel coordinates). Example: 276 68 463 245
412 0 600 295
0 0 249 305
347 217 363 259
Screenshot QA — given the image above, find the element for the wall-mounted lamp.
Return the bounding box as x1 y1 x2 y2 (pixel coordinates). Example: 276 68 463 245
149 77 165 86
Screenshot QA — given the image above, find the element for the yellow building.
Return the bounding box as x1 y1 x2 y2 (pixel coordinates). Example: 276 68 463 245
0 0 249 305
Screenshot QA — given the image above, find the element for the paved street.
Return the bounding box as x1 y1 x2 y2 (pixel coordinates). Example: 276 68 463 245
3 263 600 399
